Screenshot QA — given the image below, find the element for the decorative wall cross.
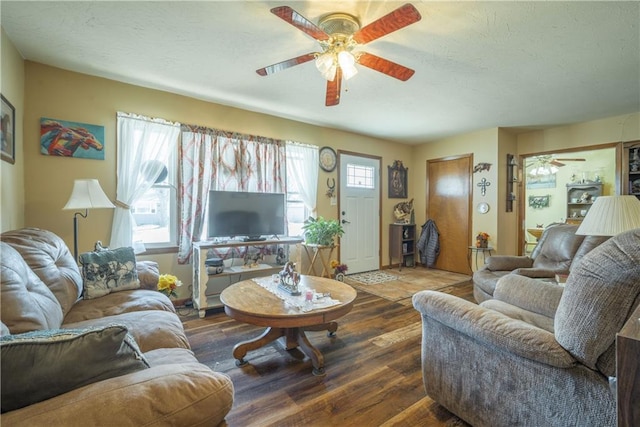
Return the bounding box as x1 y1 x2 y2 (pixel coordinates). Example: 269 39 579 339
477 178 491 196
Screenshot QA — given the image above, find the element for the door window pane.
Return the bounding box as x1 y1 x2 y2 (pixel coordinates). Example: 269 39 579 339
347 164 375 189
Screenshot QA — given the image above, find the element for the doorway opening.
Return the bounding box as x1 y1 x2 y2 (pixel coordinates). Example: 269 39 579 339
520 145 618 254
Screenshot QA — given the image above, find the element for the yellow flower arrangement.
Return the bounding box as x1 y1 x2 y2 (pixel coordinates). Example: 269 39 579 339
476 232 490 248
157 274 182 298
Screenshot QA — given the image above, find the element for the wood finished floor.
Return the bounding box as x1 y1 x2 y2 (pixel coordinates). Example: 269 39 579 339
181 269 475 427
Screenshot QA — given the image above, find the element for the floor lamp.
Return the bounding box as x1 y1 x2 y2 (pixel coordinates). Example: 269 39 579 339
576 195 640 236
63 179 115 261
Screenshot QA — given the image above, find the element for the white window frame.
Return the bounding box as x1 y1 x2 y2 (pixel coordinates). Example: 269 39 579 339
131 139 178 249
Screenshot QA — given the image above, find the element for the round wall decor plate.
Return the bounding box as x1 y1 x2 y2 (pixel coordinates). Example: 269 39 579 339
319 146 337 172
477 202 490 214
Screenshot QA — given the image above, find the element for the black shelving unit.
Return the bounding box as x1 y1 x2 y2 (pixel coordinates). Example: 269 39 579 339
389 223 416 270
624 141 640 200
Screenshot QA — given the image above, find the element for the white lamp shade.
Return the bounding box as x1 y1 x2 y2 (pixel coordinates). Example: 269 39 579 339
576 195 640 236
338 51 358 80
315 53 337 81
63 179 115 210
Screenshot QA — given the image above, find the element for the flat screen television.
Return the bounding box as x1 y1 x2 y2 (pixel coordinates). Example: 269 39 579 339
207 190 286 241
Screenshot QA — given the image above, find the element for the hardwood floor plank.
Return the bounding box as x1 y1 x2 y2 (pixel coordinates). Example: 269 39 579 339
182 274 474 426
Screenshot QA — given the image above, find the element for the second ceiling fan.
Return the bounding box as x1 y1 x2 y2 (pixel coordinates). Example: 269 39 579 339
256 4 422 106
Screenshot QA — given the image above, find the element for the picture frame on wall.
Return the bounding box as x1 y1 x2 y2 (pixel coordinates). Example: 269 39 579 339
40 117 105 160
528 195 550 209
1 94 16 164
388 160 408 199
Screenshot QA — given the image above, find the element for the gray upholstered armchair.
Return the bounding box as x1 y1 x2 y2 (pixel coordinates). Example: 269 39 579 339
413 228 640 427
473 223 607 302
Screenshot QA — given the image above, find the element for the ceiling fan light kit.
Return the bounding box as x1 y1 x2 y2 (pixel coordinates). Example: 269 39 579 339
526 155 586 177
256 4 422 106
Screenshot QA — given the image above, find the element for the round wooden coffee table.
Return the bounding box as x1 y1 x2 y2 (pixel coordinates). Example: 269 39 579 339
220 275 357 376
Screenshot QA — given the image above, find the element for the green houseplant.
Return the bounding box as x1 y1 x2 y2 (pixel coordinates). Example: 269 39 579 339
302 216 344 246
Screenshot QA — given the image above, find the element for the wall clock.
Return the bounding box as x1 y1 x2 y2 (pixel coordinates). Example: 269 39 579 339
477 202 490 214
319 146 337 172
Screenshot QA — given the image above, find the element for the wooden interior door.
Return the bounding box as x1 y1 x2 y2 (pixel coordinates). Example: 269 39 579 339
427 155 473 274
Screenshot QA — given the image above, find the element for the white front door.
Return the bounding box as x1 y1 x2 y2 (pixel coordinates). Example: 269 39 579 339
339 153 380 274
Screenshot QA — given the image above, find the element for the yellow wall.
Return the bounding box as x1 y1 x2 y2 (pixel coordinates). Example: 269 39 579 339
410 127 507 252
517 114 639 154
3 30 639 294
1 28 25 232
19 61 412 294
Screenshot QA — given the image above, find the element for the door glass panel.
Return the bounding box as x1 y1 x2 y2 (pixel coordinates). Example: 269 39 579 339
346 164 375 189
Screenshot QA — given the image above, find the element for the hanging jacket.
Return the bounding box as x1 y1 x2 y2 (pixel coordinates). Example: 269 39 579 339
417 219 440 268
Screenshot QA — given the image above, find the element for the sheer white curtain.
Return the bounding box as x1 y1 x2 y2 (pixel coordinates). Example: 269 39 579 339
110 112 180 251
286 142 319 217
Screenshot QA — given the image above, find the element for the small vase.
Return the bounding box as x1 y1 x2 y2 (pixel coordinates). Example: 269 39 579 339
335 272 345 282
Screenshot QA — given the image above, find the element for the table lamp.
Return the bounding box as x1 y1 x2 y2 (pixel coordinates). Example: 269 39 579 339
576 195 640 236
63 179 115 261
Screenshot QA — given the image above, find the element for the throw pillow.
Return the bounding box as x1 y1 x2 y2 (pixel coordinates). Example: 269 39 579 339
0 324 149 413
79 247 140 299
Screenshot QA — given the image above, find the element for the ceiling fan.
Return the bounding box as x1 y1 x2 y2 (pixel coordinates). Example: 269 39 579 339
527 155 586 176
256 4 422 106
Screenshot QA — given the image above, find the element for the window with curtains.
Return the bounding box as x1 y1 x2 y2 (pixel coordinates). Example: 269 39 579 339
177 130 319 263
111 112 180 252
115 115 318 261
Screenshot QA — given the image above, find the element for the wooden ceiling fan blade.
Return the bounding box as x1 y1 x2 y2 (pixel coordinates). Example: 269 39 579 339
556 158 586 161
270 6 330 41
326 67 342 106
352 3 422 45
357 52 415 81
256 53 317 76
550 160 566 167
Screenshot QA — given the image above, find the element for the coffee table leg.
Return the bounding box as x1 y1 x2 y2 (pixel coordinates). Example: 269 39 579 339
295 328 326 376
233 327 284 366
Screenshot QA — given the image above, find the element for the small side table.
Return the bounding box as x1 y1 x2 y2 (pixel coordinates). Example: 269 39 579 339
467 246 493 272
302 244 337 278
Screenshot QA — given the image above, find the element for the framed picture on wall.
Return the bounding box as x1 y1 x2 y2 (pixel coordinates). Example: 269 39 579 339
1 94 16 164
40 117 105 160
388 160 408 198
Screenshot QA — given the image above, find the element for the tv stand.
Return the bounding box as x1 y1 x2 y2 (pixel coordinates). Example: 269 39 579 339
192 237 303 318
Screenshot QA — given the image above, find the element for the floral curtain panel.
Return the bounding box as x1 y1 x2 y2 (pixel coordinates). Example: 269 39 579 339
177 125 286 263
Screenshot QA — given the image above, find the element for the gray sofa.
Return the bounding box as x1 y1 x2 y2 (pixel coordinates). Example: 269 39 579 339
413 228 640 427
473 223 607 303
1 228 234 426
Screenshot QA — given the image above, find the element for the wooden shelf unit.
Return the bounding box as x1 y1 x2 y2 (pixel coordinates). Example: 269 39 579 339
389 223 416 270
566 183 603 224
506 153 518 212
192 237 303 318
622 141 640 200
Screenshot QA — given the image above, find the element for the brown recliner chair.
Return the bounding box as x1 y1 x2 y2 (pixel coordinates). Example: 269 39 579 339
473 223 607 303
413 228 640 427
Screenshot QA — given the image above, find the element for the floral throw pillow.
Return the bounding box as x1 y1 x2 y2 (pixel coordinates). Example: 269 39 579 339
79 247 140 299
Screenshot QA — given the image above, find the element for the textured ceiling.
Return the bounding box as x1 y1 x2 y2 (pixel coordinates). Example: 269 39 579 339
2 1 639 143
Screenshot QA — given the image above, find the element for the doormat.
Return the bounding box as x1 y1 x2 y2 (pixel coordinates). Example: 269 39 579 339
347 270 398 285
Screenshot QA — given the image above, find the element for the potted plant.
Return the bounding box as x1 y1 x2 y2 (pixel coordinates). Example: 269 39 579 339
302 216 344 246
